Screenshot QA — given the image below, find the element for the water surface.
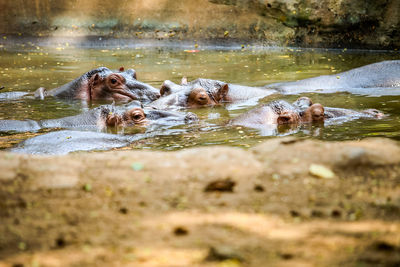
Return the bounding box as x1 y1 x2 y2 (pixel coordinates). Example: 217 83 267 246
0 41 399 151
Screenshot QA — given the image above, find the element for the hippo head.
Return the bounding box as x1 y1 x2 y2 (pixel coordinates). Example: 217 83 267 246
300 103 325 123
153 78 229 109
292 97 324 123
103 101 198 128
88 68 160 103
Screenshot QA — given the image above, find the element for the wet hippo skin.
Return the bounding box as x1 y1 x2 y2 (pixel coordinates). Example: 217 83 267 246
229 99 324 129
292 96 386 125
265 60 400 96
40 67 161 103
0 67 161 103
0 101 198 133
10 130 140 155
230 97 384 129
152 78 277 109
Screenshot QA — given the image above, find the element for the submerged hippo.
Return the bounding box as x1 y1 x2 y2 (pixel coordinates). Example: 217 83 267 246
231 96 385 130
265 60 400 96
0 101 198 133
292 96 385 124
10 130 140 155
151 78 276 109
229 99 324 129
0 67 161 103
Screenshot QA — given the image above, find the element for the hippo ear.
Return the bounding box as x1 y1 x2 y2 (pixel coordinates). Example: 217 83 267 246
92 73 101 85
216 83 229 101
181 77 188 85
125 69 137 79
160 82 171 96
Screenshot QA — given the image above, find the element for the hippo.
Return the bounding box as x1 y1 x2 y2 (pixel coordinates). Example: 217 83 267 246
151 78 277 109
0 67 161 103
231 96 385 132
0 91 31 101
229 99 324 129
265 60 400 96
0 101 198 133
10 130 140 155
292 96 386 125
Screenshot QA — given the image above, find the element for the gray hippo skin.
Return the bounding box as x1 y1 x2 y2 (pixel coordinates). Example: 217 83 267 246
230 97 384 130
292 96 386 125
10 130 139 155
265 60 400 96
0 101 198 133
0 67 161 103
151 78 277 109
228 99 323 136
229 99 324 129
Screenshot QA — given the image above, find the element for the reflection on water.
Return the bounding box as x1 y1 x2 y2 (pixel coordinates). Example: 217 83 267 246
0 42 399 151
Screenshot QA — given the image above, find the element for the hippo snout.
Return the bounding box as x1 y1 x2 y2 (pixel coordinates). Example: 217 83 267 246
184 112 199 123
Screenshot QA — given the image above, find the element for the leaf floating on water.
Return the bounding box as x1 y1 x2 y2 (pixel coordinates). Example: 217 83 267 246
309 164 335 179
131 162 144 171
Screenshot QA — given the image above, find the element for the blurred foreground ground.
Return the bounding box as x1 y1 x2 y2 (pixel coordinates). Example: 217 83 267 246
0 137 399 266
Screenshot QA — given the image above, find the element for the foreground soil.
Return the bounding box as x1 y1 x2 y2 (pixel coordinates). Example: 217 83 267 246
0 137 400 267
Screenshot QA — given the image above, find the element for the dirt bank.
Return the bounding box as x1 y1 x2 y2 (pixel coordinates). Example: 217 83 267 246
1 0 400 49
1 137 400 266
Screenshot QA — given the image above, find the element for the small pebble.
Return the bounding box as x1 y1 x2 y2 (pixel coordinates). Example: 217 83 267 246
254 184 265 192
173 226 189 236
309 164 335 179
119 207 128 214
290 210 301 217
205 179 236 192
204 246 244 262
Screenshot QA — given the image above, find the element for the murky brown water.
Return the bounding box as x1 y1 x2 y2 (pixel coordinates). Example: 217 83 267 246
0 41 399 151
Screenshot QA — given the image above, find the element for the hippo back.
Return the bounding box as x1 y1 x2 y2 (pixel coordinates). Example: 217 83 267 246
265 60 400 95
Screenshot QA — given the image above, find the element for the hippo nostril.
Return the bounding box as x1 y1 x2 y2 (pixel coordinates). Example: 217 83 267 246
197 95 208 103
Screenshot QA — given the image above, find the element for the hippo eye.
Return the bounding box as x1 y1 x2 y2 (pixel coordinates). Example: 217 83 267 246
110 78 118 84
133 114 144 120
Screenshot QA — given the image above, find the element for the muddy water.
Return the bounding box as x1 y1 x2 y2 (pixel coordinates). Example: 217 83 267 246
0 42 399 151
